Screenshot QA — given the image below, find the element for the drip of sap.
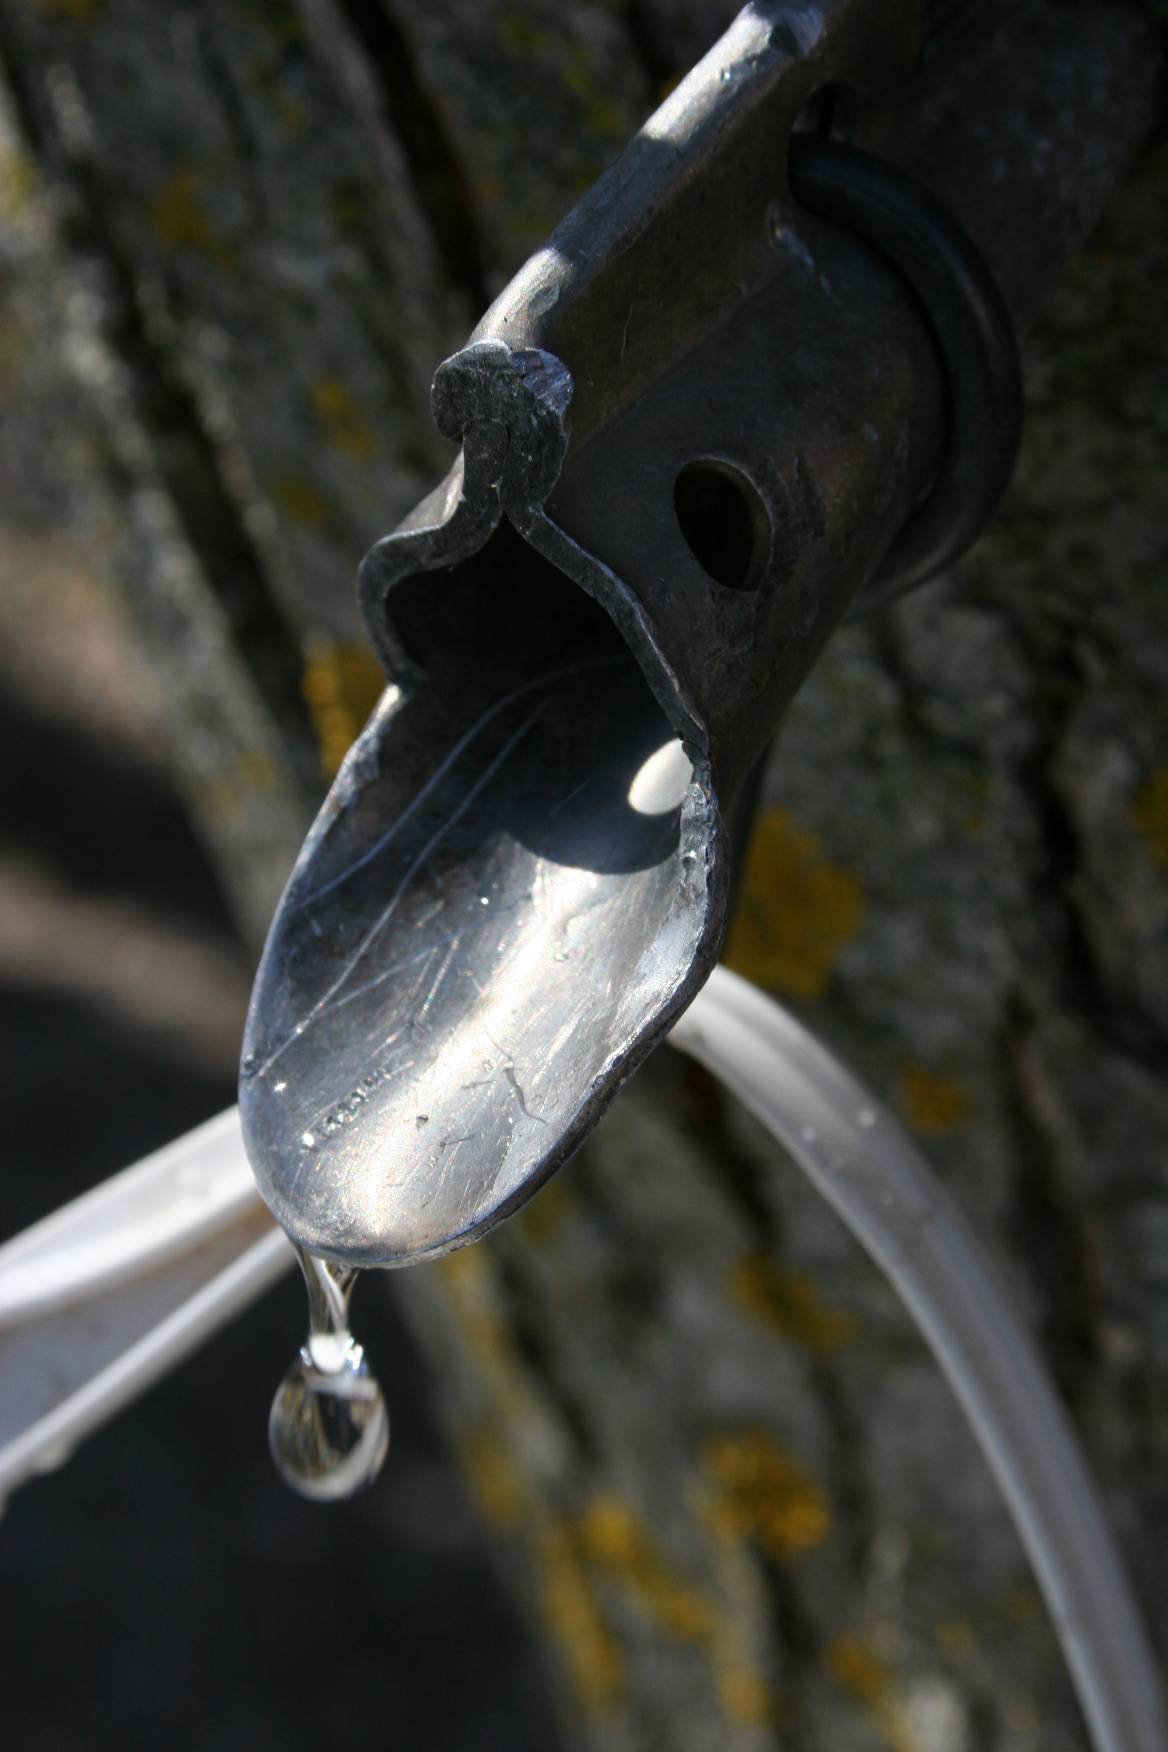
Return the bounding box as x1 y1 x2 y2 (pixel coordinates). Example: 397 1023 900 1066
268 1247 389 1502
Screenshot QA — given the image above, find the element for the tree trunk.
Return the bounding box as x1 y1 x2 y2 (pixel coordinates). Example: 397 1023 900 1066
2 3 1166 1747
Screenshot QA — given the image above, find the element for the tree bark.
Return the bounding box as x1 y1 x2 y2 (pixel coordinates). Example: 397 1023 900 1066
2 3 1166 1747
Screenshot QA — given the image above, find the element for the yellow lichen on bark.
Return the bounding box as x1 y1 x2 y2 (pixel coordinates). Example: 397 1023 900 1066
36 0 104 21
514 1171 580 1246
723 807 864 999
435 1245 515 1368
700 1428 831 1562
715 1662 776 1729
934 1615 978 1666
148 165 236 269
309 378 379 461
269 469 336 533
456 1425 527 1533
896 1062 972 1136
578 1494 780 1727
1131 767 1168 872
564 44 630 143
536 1517 627 1712
825 1633 919 1752
729 1253 857 1354
300 636 384 777
956 769 994 838
0 150 40 226
578 1496 716 1642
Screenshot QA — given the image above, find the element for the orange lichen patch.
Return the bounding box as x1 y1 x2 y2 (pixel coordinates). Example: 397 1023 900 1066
0 150 39 223
435 1246 513 1366
1002 1696 1041 1740
300 635 384 777
992 1581 1046 1635
579 1493 779 1725
309 378 379 460
148 166 235 269
825 1633 917 1752
515 1171 578 1246
897 1062 972 1136
723 807 865 999
579 1496 716 1642
565 45 630 142
537 1516 626 1711
37 0 104 19
246 62 307 135
700 1428 830 1563
328 184 371 235
956 769 993 838
457 1425 526 1532
270 468 336 532
505 207 561 244
935 1615 977 1665
500 8 553 56
199 747 286 827
826 1631 891 1706
729 1253 857 1354
1131 767 1168 872
238 0 306 44
716 1662 777 1729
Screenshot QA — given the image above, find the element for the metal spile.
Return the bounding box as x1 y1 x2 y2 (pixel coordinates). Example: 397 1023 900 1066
240 0 1023 1266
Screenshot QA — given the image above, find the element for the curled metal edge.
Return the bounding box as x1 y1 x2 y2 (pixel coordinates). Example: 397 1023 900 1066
343 340 730 1255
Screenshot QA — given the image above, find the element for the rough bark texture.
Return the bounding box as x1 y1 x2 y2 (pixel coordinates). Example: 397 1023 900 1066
2 3 1166 1748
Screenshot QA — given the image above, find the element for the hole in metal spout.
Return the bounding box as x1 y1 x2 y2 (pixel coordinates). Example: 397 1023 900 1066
674 460 770 592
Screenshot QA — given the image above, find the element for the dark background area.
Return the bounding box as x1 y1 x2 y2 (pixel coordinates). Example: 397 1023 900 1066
0 527 553 1750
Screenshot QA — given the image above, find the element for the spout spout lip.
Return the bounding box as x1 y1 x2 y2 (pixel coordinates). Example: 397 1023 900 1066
239 692 728 1266
242 331 737 1267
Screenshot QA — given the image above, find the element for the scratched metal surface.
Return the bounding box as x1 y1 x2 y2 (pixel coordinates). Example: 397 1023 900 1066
241 648 710 1263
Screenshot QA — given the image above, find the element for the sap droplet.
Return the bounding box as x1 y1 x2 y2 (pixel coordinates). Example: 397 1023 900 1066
269 1248 389 1502
301 1131 316 1148
269 1343 389 1504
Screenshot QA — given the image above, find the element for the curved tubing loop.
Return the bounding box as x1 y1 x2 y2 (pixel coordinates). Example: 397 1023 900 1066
671 967 1166 1752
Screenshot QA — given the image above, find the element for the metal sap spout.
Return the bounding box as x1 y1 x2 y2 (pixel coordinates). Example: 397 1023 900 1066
239 0 1037 1266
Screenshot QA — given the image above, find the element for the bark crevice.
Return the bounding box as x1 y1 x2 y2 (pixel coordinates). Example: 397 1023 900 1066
334 0 492 317
0 23 318 786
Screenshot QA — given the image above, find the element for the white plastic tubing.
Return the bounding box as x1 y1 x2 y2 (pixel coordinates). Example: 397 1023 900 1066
671 966 1167 1752
1 966 1162 1749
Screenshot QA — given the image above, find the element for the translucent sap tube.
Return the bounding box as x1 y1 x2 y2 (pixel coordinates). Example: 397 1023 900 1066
671 967 1167 1752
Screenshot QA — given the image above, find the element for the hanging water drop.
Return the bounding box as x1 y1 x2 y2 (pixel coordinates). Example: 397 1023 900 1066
269 1248 389 1502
